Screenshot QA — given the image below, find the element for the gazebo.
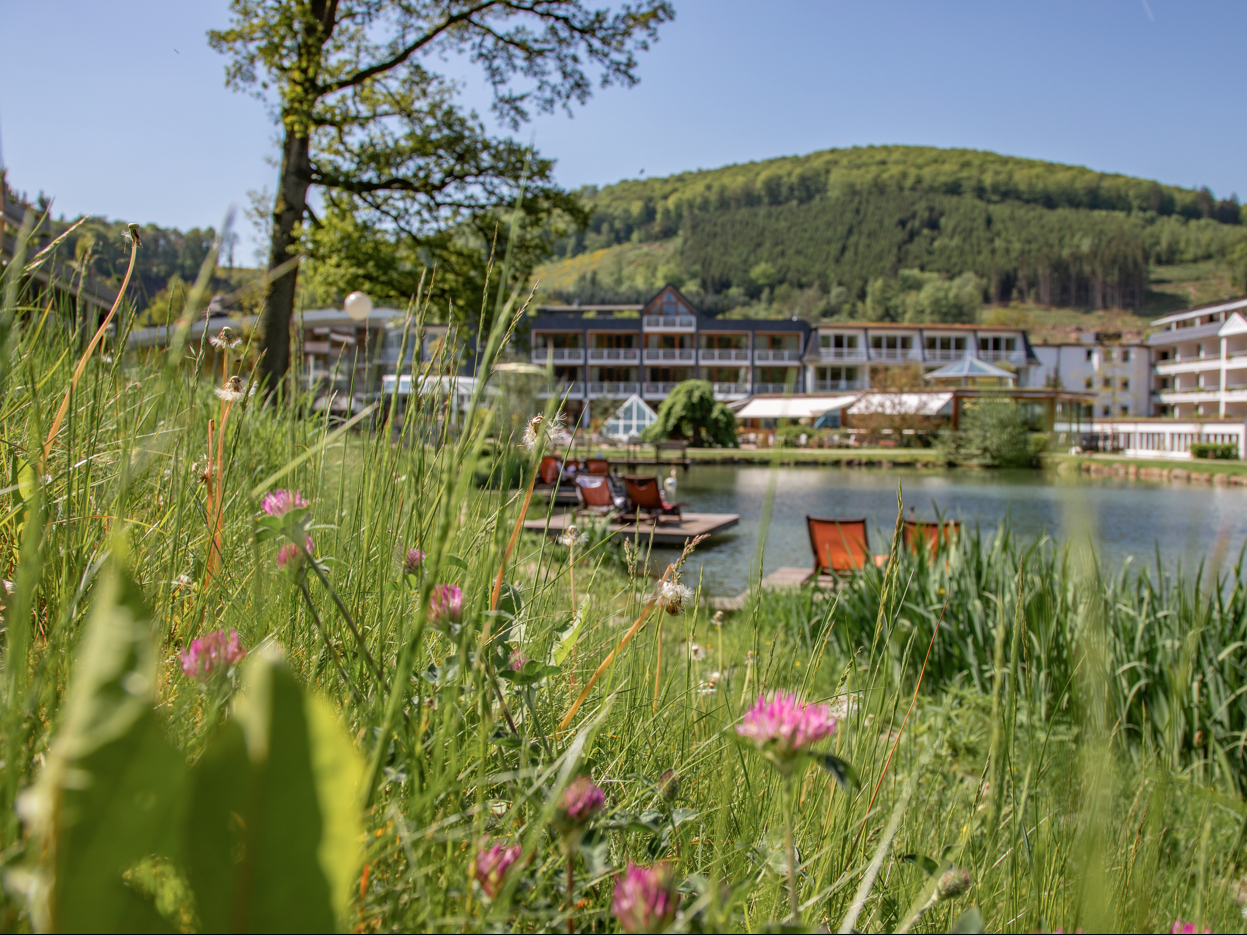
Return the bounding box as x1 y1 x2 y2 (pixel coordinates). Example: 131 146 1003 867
924 355 1017 388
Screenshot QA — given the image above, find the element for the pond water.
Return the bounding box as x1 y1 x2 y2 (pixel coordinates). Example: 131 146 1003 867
649 465 1247 596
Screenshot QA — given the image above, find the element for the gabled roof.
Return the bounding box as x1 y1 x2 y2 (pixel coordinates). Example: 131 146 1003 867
924 356 1015 380
641 284 700 318
1219 311 1247 337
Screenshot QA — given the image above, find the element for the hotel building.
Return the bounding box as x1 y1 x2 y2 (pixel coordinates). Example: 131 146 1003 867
1147 296 1247 418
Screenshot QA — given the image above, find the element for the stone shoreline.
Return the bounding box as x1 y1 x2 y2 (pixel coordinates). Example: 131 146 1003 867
1069 459 1247 486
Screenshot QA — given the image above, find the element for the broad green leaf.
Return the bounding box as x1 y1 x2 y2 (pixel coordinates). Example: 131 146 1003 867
550 613 584 666
810 752 860 791
444 554 469 570
184 721 250 933
900 853 940 876
16 459 37 501
24 558 188 933
305 691 365 920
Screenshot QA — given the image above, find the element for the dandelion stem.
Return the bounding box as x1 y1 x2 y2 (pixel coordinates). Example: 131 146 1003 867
305 548 385 683
298 582 363 705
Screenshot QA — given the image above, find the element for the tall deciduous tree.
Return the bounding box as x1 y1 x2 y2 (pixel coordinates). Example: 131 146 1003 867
209 0 673 389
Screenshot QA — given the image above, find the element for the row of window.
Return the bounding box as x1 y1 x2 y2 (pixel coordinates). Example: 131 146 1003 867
1085 377 1131 390
820 334 1018 352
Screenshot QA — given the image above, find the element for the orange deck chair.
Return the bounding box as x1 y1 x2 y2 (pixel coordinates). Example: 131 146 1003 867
806 516 883 580
585 457 611 476
575 475 624 514
901 519 961 555
536 455 563 488
622 475 685 522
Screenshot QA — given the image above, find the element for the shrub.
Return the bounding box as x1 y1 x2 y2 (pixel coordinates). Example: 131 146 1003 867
1191 442 1239 460
641 380 738 447
937 397 1034 467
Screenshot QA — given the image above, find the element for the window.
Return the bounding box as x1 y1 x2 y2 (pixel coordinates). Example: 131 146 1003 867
1102 377 1112 389
1158 350 1170 361
820 333 858 349
1102 406 1111 416
1085 349 1094 361
870 335 912 350
924 335 967 351
1084 377 1094 390
1120 405 1130 416
1123 349 1132 362
1120 378 1130 390
1105 349 1114 362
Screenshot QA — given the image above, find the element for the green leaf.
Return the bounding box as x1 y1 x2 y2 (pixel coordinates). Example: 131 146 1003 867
26 558 189 933
900 853 940 876
223 648 364 931
550 613 584 666
950 907 985 933
810 752 860 791
671 807 699 827
444 554 469 570
183 721 250 933
16 459 37 501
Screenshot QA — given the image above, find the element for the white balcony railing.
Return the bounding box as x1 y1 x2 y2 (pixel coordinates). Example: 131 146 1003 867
643 315 696 330
699 348 750 362
922 348 969 362
813 380 864 392
588 347 640 362
537 382 584 398
754 349 803 363
814 348 867 361
531 347 585 364
588 381 640 397
643 348 695 362
869 348 922 362
976 350 1026 364
643 381 681 396
712 382 750 397
753 382 801 394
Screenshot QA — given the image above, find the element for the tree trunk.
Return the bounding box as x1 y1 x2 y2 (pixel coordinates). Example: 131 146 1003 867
259 127 313 391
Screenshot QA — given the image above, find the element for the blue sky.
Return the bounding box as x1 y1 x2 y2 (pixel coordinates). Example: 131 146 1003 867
1 1 1243 259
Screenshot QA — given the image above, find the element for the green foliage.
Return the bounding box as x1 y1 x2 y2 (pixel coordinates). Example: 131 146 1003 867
938 397 1035 467
21 553 364 932
864 269 984 323
554 145 1247 313
640 380 738 447
1191 442 1238 460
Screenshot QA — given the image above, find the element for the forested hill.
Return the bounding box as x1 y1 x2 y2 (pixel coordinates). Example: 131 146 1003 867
543 145 1247 321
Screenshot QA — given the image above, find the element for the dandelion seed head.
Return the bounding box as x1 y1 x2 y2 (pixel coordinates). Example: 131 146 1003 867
214 375 250 402
659 581 693 616
560 524 587 549
209 327 241 350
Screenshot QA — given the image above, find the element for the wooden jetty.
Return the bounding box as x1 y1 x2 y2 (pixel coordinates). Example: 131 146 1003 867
524 511 739 546
709 567 823 611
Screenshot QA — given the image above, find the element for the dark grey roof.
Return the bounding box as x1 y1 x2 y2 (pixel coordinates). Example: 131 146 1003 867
530 314 642 330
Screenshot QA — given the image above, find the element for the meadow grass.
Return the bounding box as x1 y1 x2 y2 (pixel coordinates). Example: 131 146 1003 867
0 239 1246 932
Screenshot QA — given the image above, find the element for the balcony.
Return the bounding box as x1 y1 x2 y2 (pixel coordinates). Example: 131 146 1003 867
754 349 803 363
976 350 1026 364
813 379 864 392
712 382 750 398
753 381 801 394
922 348 969 362
531 347 585 364
643 381 681 396
643 315 696 331
588 347 640 363
588 381 640 397
869 348 922 362
699 348 750 363
1155 358 1224 375
643 348 695 362
812 347 867 362
536 382 584 398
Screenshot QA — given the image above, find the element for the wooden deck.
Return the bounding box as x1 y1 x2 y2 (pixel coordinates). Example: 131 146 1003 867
708 566 830 611
524 511 739 546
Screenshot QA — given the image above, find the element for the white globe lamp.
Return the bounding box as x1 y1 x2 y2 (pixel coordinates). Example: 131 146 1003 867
344 291 373 322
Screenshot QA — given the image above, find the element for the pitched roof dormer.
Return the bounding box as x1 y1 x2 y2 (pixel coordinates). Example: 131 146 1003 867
641 285 700 319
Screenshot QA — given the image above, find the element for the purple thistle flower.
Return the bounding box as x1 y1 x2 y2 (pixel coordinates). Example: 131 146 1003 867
472 841 522 899
428 584 463 628
509 648 528 671
403 547 426 575
261 489 308 518
736 692 838 770
555 775 605 832
276 536 315 574
180 628 246 682
612 862 680 934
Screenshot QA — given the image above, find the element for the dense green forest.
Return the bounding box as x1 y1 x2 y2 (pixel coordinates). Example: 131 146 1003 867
545 145 1247 320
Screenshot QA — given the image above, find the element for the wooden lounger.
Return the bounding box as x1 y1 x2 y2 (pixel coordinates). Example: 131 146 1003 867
621 475 686 523
805 516 885 582
901 519 960 554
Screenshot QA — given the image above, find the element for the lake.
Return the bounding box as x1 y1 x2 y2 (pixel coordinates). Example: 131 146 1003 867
649 464 1247 596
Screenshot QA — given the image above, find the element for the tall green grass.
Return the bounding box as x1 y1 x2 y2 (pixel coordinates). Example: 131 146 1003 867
0 225 1244 932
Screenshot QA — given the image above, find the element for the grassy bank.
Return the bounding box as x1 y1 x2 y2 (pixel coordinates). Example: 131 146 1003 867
1 275 1246 933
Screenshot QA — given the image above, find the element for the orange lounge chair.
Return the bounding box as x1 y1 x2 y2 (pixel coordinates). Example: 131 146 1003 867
536 455 563 488
622 475 685 523
575 475 625 514
901 519 960 554
585 457 611 476
805 516 884 580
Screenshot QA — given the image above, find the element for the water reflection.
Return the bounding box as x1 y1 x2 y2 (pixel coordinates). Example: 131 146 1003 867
651 465 1247 595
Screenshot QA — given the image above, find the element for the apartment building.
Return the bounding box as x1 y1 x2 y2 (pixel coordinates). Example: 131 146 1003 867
1148 296 1247 417
1031 337 1151 417
529 286 1041 420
